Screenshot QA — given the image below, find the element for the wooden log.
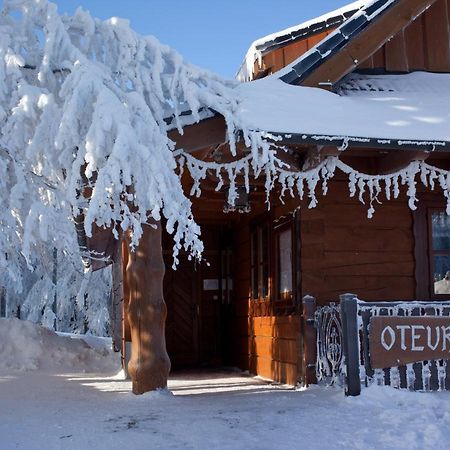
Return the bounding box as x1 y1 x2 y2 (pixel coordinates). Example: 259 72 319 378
125 223 171 394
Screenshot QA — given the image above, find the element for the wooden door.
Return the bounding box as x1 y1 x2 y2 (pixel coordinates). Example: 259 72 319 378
163 255 200 367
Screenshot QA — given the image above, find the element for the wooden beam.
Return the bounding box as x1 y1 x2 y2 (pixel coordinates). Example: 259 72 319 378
302 0 439 88
376 150 429 173
169 115 226 154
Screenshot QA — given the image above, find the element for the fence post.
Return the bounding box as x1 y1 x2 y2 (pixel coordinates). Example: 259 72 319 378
302 295 317 386
340 293 360 396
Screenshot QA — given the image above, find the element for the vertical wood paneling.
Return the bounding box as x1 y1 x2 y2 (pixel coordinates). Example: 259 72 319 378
251 0 450 81
424 0 450 71
283 39 308 65
385 29 409 72
371 47 385 68
404 15 425 70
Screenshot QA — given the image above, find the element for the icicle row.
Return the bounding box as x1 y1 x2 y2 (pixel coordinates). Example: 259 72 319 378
178 151 450 220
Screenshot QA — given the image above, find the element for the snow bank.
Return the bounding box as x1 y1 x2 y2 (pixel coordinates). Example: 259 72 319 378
0 318 119 373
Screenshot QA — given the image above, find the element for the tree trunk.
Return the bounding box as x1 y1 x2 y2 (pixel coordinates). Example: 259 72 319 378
125 223 171 394
111 244 123 353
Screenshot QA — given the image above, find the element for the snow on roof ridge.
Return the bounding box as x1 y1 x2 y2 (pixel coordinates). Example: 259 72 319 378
276 0 397 85
236 0 367 82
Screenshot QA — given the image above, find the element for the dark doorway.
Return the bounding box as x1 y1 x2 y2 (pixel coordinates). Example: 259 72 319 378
163 254 200 367
163 225 233 369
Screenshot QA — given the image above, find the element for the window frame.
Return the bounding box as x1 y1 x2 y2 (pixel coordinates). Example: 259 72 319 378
250 219 270 302
414 195 450 299
273 220 294 302
249 211 300 317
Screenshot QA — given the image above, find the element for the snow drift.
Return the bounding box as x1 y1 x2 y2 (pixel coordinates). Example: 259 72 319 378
0 318 119 373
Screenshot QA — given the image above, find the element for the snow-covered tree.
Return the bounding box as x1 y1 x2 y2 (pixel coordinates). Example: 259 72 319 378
0 0 282 333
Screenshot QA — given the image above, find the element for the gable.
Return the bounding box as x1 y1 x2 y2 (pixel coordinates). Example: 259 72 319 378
356 0 450 73
276 0 438 88
236 1 365 82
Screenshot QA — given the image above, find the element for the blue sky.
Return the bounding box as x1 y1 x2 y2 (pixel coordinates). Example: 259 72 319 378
13 0 353 78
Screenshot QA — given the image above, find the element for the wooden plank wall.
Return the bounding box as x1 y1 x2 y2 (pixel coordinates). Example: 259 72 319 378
252 30 332 79
248 316 300 385
301 179 416 305
358 0 450 72
250 0 450 81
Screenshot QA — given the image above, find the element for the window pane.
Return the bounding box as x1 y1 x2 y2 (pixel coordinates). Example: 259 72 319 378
433 255 450 294
250 231 258 299
278 229 292 295
261 265 269 297
431 212 450 250
260 226 269 298
260 226 268 265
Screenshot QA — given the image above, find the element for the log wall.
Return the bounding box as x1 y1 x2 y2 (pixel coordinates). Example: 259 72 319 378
300 179 416 305
229 175 421 385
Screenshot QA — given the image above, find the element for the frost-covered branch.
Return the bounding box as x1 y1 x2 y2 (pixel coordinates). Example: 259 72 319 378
0 0 283 289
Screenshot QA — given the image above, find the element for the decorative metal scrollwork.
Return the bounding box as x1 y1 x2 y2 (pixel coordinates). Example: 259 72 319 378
315 303 345 386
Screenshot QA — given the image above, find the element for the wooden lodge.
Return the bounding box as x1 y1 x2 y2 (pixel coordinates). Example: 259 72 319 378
90 0 450 393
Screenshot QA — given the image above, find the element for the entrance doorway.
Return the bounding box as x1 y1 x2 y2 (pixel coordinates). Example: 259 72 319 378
163 225 233 369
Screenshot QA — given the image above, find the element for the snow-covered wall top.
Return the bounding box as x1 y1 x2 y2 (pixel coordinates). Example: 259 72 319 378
236 0 367 82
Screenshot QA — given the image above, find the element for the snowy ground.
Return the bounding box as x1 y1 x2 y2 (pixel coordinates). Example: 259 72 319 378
1 319 450 450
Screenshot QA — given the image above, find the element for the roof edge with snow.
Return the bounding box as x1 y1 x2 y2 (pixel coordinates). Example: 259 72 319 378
278 0 396 85
236 1 367 82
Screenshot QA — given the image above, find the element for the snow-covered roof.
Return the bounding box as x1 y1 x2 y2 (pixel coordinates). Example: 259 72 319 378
236 1 367 82
277 0 396 85
236 72 450 149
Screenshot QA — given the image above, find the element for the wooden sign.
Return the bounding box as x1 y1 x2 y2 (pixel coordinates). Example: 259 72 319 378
369 316 450 369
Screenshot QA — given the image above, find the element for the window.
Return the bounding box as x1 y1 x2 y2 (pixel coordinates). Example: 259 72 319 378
275 224 293 300
250 223 269 300
430 210 450 295
414 197 450 299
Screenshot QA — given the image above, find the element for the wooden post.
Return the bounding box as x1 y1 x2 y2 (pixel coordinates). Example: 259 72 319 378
302 295 317 386
125 223 171 394
340 293 361 396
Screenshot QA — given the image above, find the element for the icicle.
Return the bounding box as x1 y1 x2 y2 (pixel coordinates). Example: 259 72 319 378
296 177 304 200
390 366 400 389
406 363 416 390
374 368 385 386
422 361 431 392
438 360 447 391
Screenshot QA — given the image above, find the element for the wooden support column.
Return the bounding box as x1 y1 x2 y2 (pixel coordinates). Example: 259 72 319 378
125 223 171 394
340 293 361 396
302 295 317 386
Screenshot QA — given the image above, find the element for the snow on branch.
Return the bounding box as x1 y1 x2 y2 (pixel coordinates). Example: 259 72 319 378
0 0 283 285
